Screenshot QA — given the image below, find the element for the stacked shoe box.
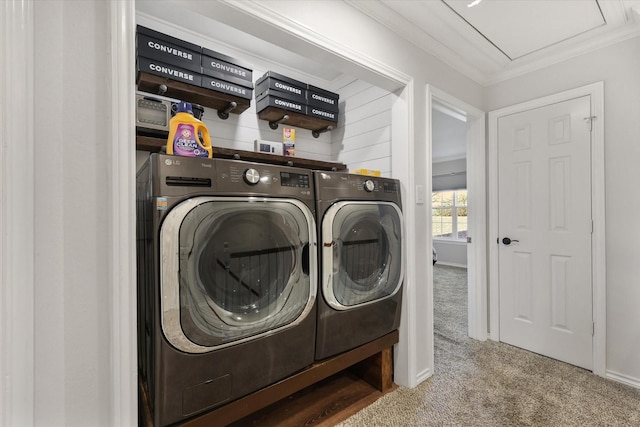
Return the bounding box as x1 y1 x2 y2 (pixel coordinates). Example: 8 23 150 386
255 71 339 124
200 48 253 100
136 25 203 86
255 71 308 116
136 26 254 100
306 84 339 123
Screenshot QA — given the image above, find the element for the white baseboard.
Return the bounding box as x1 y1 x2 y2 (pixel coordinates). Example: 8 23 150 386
416 367 432 384
435 261 468 269
606 370 640 390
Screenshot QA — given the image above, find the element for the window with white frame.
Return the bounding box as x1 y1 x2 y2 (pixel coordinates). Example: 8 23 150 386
432 190 468 240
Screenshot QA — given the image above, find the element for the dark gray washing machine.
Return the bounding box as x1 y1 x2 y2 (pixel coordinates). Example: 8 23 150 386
136 153 317 426
314 171 404 360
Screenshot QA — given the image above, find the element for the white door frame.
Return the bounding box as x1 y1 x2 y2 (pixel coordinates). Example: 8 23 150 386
1 2 35 425
427 86 487 341
488 82 606 376
109 1 138 423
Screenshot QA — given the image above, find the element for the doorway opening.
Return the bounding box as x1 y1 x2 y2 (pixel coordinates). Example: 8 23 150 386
428 86 487 343
431 100 470 343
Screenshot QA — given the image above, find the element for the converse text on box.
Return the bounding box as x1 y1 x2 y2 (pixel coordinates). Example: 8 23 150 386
307 84 340 113
201 75 253 100
137 56 202 87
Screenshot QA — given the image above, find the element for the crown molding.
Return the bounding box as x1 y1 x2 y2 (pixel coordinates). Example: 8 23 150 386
347 0 492 85
487 22 640 85
350 0 640 87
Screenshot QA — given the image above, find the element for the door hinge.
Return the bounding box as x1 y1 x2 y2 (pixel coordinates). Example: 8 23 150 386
592 322 595 337
584 116 597 132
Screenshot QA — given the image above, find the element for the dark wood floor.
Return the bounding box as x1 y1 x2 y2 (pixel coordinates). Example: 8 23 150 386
230 370 395 427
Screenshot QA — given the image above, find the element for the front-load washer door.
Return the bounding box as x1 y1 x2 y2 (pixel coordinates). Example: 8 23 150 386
160 196 317 353
322 201 403 310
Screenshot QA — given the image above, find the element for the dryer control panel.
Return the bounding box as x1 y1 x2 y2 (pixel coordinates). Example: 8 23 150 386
314 171 402 205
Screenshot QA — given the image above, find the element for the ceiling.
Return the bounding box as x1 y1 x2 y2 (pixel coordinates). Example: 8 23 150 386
349 0 640 85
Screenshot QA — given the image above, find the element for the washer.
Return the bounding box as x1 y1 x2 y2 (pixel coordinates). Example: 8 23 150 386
314 171 404 360
136 153 317 426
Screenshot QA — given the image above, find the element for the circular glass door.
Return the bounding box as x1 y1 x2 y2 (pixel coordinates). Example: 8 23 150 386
321 201 403 310
160 197 316 353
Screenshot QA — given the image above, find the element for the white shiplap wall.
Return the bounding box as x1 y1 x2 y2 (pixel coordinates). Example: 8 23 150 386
332 76 394 176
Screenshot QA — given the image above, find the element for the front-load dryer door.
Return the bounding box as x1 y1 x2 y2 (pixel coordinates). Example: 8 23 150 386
322 201 404 310
160 196 317 353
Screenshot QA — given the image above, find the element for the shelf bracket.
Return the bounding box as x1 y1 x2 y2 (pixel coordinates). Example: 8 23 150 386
217 101 238 120
312 125 333 138
269 114 289 130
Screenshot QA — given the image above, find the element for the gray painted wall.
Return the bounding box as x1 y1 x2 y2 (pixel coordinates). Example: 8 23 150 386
433 241 467 268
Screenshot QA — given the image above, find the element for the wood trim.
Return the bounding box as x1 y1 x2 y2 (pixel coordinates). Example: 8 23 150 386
230 371 395 427
349 347 394 392
257 106 336 133
137 72 251 115
135 136 347 171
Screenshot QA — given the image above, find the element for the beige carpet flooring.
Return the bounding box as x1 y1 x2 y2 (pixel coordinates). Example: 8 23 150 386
336 265 640 426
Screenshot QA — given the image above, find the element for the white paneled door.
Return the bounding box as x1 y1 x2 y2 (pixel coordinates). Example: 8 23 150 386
497 95 593 370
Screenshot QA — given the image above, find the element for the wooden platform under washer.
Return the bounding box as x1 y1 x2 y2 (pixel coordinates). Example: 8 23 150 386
139 330 399 427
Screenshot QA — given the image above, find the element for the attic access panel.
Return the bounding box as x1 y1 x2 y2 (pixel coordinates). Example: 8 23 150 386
442 0 606 60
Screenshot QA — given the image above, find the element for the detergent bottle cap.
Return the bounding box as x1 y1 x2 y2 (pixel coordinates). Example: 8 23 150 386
176 101 193 115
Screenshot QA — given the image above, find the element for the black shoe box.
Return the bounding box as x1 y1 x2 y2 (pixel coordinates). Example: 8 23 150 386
201 74 253 100
307 105 338 123
307 85 339 113
256 89 307 115
137 56 202 87
255 71 307 104
201 48 253 85
136 25 201 73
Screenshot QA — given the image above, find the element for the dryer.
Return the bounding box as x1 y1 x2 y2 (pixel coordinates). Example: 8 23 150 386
314 171 404 360
136 153 317 426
